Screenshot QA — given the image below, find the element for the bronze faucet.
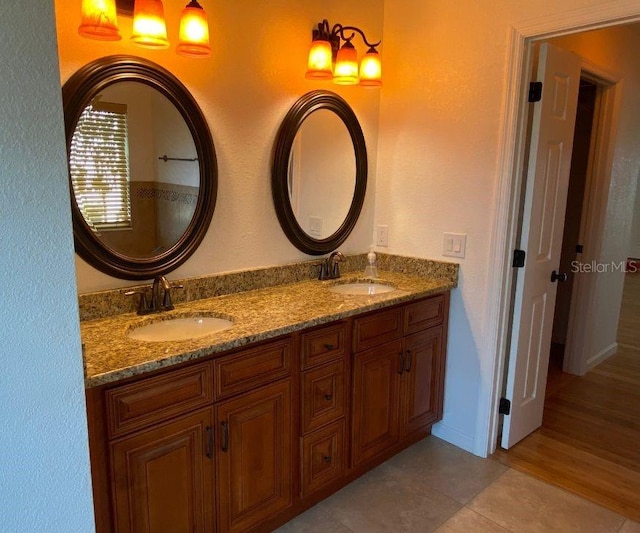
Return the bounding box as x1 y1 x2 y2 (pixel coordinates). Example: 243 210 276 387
126 275 182 315
319 251 345 280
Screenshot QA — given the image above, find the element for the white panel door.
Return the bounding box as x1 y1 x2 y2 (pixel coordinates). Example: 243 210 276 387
501 43 581 449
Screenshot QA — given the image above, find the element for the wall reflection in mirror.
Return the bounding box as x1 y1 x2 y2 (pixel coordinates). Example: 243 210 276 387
272 90 367 255
69 81 199 260
287 109 356 239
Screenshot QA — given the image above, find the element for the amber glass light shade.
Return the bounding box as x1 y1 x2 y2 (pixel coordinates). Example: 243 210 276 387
176 0 211 57
305 39 333 80
359 48 382 87
78 0 121 41
333 41 359 85
131 0 170 49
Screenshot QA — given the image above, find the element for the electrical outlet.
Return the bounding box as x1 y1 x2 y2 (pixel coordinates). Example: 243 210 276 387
443 232 466 258
376 225 389 247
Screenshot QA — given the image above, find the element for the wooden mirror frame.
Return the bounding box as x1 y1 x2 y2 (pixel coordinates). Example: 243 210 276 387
63 55 217 280
271 90 367 255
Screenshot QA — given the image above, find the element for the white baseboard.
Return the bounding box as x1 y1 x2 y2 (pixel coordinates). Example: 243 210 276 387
431 421 476 455
586 342 617 371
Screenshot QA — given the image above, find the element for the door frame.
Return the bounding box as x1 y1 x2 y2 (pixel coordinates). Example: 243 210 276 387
479 1 640 457
563 63 621 376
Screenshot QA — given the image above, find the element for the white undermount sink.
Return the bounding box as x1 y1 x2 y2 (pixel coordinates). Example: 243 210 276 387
329 281 397 296
128 315 233 342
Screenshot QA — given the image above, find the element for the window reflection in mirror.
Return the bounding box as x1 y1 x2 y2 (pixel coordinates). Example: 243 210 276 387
288 110 356 239
70 98 132 232
70 81 199 260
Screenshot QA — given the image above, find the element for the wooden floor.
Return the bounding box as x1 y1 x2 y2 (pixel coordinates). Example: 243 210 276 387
493 271 640 522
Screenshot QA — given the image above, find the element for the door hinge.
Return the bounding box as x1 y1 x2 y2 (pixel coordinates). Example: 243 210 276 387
528 81 543 102
499 397 511 415
512 249 526 268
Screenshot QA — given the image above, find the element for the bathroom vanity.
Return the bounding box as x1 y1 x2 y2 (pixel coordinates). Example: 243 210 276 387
82 270 452 532
65 55 456 533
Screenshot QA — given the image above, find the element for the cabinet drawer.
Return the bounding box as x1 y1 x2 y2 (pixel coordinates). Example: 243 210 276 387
106 362 213 439
214 338 291 400
302 361 347 434
301 420 346 497
301 322 347 370
353 306 403 352
404 294 446 335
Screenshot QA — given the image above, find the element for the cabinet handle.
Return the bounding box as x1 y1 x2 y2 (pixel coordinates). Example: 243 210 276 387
324 393 333 401
221 421 229 452
405 349 413 373
323 455 332 464
324 343 335 351
205 426 213 459
398 352 404 375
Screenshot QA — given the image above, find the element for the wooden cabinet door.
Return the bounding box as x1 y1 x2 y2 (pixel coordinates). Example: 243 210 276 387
110 408 215 533
216 380 292 533
400 327 445 438
351 340 402 467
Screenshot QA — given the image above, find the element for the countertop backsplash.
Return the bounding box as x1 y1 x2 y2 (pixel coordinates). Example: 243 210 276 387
78 253 459 321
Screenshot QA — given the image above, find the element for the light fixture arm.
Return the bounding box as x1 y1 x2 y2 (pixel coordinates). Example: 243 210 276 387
312 19 381 59
332 24 381 50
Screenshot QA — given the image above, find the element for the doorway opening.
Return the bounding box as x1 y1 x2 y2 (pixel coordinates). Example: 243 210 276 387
492 15 640 453
491 23 640 520
546 77 598 394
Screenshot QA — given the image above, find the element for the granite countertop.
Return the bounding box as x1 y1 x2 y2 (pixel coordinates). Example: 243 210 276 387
81 271 455 388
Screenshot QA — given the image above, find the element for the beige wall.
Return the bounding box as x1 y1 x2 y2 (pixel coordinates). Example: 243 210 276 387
378 0 640 452
55 0 384 292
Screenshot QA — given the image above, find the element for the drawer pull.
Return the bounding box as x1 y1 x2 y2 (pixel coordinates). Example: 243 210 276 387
221 421 229 452
205 426 213 459
398 352 404 375
405 349 413 373
324 343 335 351
324 393 333 401
323 455 332 464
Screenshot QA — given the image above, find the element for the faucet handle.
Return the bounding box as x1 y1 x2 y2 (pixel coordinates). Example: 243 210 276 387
125 289 149 315
161 281 184 311
162 290 174 311
329 251 345 278
318 260 330 280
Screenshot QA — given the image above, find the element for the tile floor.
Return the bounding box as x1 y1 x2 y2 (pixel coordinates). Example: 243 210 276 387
276 436 640 532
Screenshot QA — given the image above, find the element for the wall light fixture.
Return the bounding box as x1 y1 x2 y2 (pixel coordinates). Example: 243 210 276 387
78 0 212 58
305 19 382 87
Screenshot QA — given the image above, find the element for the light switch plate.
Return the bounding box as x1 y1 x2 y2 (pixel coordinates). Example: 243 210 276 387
377 225 389 247
443 232 466 258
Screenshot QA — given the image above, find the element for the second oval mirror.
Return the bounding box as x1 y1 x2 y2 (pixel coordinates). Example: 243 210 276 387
272 90 367 255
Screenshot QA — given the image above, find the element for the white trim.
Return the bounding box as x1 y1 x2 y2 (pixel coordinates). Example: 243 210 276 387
563 66 621 376
586 342 618 371
481 2 640 457
476 26 533 458
432 422 475 454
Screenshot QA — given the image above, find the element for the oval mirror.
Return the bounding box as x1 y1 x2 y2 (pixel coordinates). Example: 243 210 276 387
63 55 217 280
271 90 367 255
